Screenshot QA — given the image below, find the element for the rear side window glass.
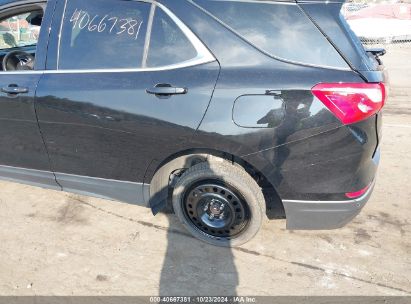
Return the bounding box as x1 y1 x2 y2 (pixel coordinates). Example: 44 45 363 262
194 0 348 68
146 7 198 68
58 0 150 70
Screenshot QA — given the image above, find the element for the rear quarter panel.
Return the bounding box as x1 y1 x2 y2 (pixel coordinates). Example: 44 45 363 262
156 0 378 202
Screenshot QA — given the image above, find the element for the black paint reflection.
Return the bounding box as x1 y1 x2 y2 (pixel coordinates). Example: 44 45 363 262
233 94 285 128
0 74 50 171
36 94 198 182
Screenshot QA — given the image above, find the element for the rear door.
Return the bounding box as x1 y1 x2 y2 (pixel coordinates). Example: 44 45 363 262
35 0 219 203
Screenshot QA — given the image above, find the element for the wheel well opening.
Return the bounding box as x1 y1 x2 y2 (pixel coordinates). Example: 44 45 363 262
158 149 285 220
230 154 286 220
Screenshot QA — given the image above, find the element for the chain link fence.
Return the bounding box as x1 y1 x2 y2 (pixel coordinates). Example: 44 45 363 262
342 1 411 48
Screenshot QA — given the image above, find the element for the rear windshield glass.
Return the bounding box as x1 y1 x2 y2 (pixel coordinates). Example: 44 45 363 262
194 0 349 69
298 2 381 71
339 8 380 70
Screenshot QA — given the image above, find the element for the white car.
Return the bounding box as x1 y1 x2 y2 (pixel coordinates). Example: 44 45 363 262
345 4 411 43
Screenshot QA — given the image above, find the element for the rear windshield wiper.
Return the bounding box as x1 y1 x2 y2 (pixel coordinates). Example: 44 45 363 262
366 48 386 57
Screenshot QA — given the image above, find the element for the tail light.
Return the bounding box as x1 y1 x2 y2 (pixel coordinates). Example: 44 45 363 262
312 83 386 125
345 183 372 199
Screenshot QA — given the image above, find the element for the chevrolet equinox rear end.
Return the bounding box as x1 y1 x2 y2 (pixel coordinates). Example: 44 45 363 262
0 0 386 247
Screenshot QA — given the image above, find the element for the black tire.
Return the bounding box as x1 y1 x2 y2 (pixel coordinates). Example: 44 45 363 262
172 158 265 247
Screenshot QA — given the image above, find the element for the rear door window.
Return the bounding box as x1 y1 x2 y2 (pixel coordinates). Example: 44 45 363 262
194 0 349 69
146 7 198 68
58 0 150 69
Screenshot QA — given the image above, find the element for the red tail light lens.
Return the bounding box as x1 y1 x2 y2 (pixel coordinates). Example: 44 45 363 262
312 83 386 125
345 183 372 199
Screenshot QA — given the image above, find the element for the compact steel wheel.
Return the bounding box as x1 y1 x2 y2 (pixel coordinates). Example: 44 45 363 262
182 182 250 238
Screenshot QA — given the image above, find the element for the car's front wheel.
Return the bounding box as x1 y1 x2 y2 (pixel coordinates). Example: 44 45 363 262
172 159 265 247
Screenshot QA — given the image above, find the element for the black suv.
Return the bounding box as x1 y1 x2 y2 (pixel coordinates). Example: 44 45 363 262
0 0 386 246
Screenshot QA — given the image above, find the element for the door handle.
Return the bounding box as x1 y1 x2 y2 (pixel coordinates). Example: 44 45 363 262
1 85 29 95
146 83 188 97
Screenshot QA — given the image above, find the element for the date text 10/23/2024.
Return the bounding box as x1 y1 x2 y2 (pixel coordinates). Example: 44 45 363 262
149 297 258 303
69 8 144 40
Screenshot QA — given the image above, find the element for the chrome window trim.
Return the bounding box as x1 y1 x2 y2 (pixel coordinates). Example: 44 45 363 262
141 3 156 68
0 57 214 75
56 0 68 70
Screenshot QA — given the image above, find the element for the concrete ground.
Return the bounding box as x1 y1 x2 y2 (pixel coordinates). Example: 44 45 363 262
0 45 410 296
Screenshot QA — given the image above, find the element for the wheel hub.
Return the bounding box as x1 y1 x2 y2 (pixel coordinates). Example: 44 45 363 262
183 182 250 238
208 199 225 217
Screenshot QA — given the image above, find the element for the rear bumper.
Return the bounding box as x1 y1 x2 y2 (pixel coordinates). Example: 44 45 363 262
283 179 375 230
